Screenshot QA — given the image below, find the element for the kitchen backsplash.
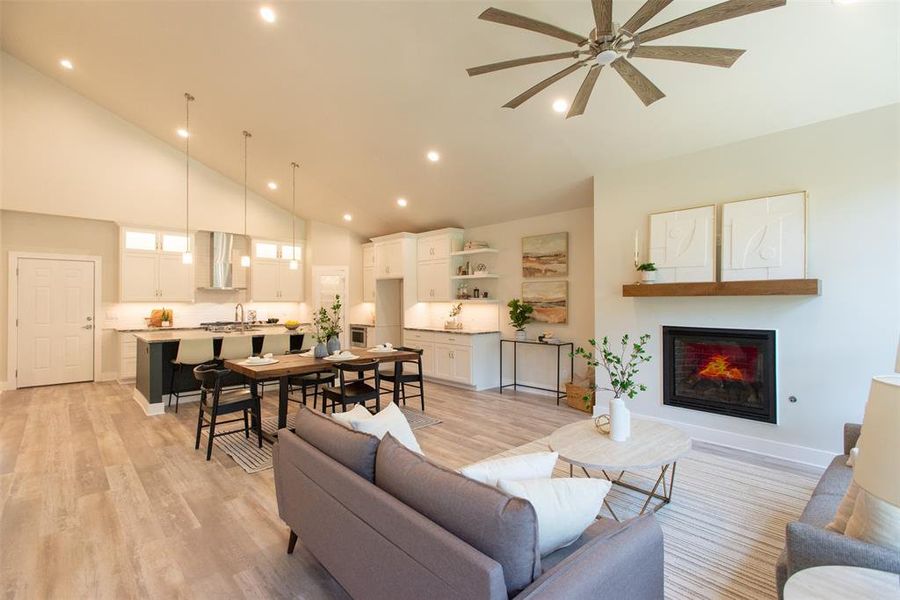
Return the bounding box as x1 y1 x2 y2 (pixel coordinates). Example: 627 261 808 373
103 301 312 330
406 302 499 331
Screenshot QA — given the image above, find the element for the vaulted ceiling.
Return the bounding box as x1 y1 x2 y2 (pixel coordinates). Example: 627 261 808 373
2 1 898 236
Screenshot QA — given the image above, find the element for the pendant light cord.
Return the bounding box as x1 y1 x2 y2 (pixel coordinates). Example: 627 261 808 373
243 130 252 237
184 93 194 244
290 161 299 250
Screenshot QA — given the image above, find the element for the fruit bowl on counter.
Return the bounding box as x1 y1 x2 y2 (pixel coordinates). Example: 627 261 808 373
284 320 301 331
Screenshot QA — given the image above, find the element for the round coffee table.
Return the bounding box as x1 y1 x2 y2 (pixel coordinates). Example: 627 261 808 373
549 418 691 520
784 566 900 599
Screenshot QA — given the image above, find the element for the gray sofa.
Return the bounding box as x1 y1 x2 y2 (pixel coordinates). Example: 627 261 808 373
776 423 900 598
274 406 665 600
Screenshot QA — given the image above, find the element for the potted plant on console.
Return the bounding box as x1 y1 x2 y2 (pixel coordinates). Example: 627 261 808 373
325 295 343 354
507 298 534 341
572 334 651 442
636 262 657 284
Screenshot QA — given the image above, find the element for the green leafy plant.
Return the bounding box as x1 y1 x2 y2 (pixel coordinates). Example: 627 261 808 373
571 334 651 408
507 298 534 331
636 262 657 272
327 294 343 338
160 308 172 322
313 307 330 344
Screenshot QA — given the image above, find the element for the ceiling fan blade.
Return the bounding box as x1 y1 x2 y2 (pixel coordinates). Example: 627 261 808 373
630 45 745 68
591 0 614 38
566 65 603 119
503 60 587 109
466 51 580 77
478 7 588 46
611 57 664 106
636 0 786 44
621 0 673 35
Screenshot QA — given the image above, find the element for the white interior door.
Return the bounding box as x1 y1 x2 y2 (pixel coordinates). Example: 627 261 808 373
17 258 95 387
312 265 349 349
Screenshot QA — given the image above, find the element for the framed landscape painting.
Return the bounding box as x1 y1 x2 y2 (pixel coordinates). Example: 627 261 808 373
522 232 568 278
522 280 568 324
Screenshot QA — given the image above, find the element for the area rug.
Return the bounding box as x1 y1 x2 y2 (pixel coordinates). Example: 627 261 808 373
489 439 820 600
203 406 441 474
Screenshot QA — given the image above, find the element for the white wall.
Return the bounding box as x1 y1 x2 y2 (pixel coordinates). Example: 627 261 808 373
594 104 900 466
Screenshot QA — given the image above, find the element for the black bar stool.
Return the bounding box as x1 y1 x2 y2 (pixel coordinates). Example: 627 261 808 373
380 346 426 411
193 364 262 461
321 360 382 414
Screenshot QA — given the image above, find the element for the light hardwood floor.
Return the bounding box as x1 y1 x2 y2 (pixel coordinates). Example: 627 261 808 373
0 379 814 599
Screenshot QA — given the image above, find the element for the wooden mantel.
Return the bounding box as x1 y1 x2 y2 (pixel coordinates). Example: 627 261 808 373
622 279 821 297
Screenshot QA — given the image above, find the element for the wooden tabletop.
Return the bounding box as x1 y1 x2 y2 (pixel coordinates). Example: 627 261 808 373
224 349 419 379
548 418 692 471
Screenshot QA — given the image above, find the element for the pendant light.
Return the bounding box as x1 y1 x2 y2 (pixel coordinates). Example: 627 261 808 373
181 92 195 265
240 130 252 267
289 161 300 270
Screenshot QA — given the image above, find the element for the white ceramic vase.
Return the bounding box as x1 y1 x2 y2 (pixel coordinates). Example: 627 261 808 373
515 329 527 341
640 271 657 284
609 397 631 442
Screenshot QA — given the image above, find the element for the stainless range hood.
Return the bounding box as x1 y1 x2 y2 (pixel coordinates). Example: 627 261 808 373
198 231 246 290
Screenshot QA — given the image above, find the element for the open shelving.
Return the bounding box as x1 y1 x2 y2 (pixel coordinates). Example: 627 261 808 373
450 248 499 257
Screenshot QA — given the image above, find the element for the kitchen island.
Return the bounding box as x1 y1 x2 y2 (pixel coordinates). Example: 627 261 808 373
132 328 305 415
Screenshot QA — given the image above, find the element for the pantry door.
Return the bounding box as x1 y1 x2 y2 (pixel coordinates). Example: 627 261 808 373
16 258 96 387
311 265 350 349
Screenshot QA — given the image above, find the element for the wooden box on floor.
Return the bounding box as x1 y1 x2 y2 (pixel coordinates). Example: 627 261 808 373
566 383 594 413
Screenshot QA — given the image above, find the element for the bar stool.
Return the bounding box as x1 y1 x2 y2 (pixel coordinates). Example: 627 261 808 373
258 333 292 396
322 360 382 414
380 347 426 411
168 338 215 413
193 364 262 461
218 336 253 362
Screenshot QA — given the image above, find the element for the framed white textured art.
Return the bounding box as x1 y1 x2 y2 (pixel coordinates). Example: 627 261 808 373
721 192 807 281
649 205 716 283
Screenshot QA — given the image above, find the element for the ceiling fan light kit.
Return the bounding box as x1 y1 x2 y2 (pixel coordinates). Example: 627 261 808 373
467 0 786 117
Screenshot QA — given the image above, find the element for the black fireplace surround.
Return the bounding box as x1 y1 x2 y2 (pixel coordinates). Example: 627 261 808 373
662 326 777 424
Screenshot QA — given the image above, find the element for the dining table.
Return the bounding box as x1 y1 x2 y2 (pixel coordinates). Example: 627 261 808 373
225 348 420 442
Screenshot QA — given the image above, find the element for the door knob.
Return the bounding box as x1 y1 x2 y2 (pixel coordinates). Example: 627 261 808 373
86 316 93 321
82 324 94 330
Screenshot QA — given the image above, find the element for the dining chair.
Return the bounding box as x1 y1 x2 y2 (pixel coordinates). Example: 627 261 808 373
286 350 336 410
193 364 262 461
321 360 381 414
169 338 215 413
258 333 292 396
379 346 426 412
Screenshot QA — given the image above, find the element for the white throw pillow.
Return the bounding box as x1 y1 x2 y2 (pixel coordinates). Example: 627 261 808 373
847 446 859 467
844 488 900 551
350 402 422 454
497 477 611 556
330 404 372 429
459 452 559 487
827 480 861 534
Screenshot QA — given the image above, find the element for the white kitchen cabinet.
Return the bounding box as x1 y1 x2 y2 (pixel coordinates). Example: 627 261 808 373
250 239 304 301
119 227 195 302
375 240 404 279
362 243 375 268
403 329 499 390
363 266 375 302
251 260 281 301
417 260 452 302
118 333 137 381
279 261 303 301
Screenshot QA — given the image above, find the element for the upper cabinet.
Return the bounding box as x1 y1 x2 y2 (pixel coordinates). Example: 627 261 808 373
362 243 375 302
120 227 194 302
416 229 463 302
372 233 416 280
250 239 304 302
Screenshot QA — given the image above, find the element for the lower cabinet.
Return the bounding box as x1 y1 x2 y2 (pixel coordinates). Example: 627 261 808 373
118 333 137 381
402 329 498 390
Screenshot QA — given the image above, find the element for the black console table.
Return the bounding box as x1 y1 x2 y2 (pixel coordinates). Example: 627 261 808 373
499 338 574 405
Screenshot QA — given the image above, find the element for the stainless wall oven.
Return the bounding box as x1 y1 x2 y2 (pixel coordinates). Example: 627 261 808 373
350 325 367 348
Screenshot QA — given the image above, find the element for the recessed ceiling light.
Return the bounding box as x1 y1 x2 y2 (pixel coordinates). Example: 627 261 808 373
426 150 440 162
59 59 74 70
259 6 276 23
176 128 190 139
396 197 408 207
343 213 353 222
267 181 278 190
552 99 569 113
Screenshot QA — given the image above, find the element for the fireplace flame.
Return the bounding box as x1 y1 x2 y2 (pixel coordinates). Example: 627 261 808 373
697 355 745 381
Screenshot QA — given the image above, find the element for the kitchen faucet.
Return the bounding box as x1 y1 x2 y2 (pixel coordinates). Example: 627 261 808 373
235 303 245 332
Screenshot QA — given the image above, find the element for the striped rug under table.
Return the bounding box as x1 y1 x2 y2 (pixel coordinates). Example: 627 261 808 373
489 439 820 600
202 406 442 474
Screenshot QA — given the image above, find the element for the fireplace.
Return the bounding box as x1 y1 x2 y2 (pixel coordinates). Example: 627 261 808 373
662 326 776 424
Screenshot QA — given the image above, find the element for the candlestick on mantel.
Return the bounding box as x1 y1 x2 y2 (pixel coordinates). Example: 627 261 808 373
633 229 640 267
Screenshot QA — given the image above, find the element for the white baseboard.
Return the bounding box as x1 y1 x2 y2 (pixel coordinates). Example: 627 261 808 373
632 412 835 469
0 380 11 392
133 387 165 416
98 371 119 382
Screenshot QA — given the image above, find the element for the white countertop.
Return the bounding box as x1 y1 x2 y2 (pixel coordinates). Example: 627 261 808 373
403 326 500 335
132 327 305 343
116 322 309 333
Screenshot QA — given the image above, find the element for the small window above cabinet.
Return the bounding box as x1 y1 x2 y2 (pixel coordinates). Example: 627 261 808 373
254 241 279 260
124 229 158 252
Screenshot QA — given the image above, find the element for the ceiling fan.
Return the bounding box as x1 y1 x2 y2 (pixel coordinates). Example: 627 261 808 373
466 0 786 117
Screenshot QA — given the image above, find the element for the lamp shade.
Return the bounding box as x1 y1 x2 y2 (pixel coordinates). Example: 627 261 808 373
854 375 900 507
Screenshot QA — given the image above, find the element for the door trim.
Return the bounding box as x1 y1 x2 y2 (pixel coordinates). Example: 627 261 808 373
7 252 102 390
311 265 350 349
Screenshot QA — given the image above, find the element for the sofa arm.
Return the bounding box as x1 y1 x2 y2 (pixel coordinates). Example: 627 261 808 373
513 514 664 600
843 423 862 455
785 521 900 578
